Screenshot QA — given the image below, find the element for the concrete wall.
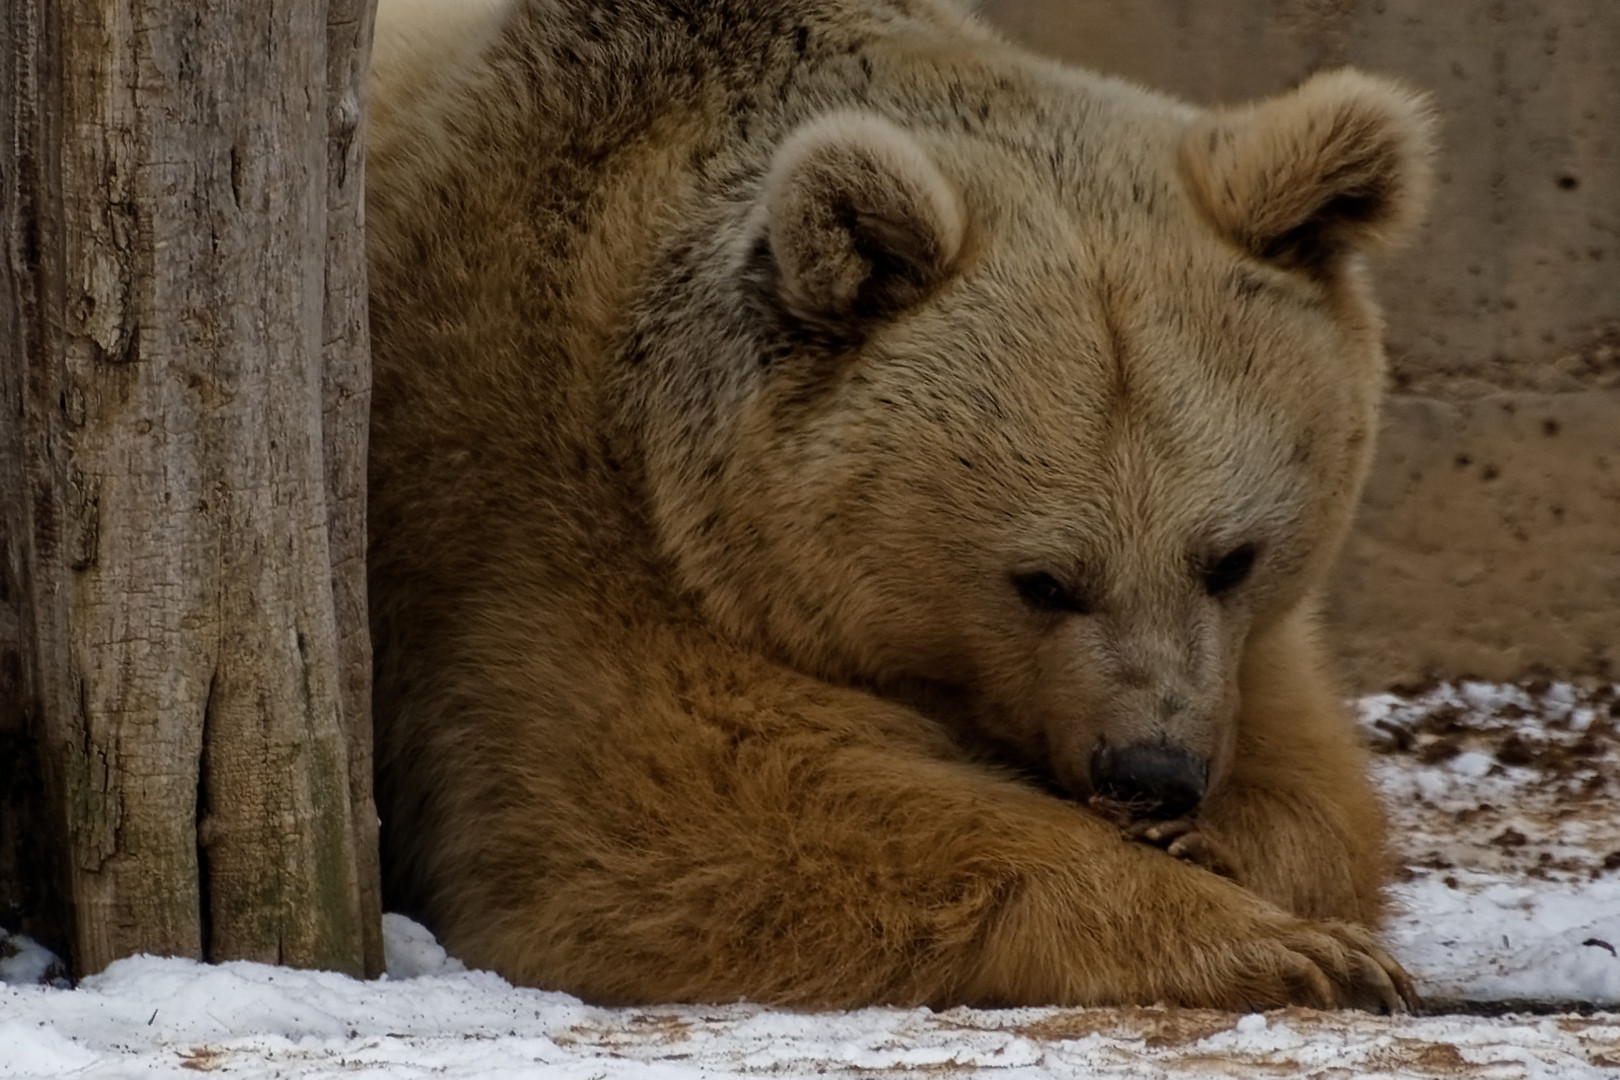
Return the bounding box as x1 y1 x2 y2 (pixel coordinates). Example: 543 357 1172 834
980 0 1620 689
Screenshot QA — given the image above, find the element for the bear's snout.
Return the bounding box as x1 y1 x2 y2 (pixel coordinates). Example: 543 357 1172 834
1088 740 1208 820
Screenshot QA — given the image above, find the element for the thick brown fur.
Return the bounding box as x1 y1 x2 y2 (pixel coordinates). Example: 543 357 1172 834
365 0 1437 1010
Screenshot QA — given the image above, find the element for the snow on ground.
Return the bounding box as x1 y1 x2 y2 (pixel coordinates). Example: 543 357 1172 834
1368 682 1620 1011
3 682 1618 1078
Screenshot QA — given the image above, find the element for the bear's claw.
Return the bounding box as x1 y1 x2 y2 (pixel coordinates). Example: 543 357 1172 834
1125 817 1244 881
1268 919 1421 1013
1128 825 1419 1012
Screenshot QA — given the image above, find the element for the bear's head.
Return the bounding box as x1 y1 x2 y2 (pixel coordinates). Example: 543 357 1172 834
633 68 1436 816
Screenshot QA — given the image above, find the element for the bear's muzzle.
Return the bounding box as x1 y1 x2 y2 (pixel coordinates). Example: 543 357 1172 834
1088 739 1209 820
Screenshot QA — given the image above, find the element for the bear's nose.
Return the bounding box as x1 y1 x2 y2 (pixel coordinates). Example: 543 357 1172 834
1088 740 1208 820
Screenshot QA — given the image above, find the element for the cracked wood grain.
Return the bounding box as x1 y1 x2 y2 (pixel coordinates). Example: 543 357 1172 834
0 0 381 979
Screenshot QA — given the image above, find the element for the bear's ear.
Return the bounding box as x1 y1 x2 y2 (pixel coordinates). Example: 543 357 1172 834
1179 69 1438 274
760 112 966 331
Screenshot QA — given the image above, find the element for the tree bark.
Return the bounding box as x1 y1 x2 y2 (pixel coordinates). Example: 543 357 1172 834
0 0 381 978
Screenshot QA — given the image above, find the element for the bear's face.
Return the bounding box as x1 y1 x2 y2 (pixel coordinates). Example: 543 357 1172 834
641 72 1434 813
778 225 1374 804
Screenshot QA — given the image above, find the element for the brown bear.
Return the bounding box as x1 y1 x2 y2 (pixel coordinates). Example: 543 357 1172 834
364 0 1436 1010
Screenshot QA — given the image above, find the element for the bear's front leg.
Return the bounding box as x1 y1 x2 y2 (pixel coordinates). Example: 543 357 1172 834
438 638 1413 1011
956 822 1414 1012
1132 610 1394 927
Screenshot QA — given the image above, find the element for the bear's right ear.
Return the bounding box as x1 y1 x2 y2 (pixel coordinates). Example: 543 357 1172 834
759 112 966 332
1179 69 1438 275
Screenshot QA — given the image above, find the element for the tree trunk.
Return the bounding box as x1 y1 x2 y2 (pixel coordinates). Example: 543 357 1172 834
0 0 381 978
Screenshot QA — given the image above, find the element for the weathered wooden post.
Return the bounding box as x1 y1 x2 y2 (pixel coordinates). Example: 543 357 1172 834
0 0 382 978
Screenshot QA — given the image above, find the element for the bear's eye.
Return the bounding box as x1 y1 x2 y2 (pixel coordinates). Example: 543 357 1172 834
1203 544 1259 596
1012 571 1089 615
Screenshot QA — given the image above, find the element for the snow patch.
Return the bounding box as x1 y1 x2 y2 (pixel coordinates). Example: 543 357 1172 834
381 911 466 979
0 930 64 989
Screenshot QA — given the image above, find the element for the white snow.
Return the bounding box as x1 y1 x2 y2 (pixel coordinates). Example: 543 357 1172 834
0 934 62 990
3 682 1618 1078
1391 873 1620 1006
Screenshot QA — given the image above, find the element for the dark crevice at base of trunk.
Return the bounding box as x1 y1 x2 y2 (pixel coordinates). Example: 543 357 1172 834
195 670 217 961
0 723 74 975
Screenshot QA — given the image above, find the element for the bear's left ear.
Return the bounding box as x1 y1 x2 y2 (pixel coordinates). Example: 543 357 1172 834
760 112 966 331
1179 69 1438 274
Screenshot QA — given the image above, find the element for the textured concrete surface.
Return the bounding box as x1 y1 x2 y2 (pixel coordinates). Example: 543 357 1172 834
980 0 1620 688
1339 384 1620 684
